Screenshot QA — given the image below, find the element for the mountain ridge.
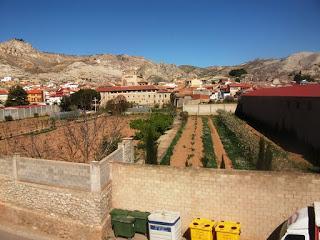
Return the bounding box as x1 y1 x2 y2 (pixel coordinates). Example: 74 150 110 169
0 39 319 85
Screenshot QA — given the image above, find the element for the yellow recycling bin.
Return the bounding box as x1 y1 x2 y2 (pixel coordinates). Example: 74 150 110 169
189 218 216 240
215 221 240 240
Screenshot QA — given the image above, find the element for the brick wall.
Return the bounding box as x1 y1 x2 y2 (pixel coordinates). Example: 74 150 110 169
183 103 237 115
111 162 320 240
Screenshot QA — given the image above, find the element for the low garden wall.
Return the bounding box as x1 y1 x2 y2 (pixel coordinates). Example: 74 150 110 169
111 162 320 240
183 103 237 115
0 138 134 240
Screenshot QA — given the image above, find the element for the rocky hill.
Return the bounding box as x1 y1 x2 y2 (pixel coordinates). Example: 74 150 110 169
0 39 319 85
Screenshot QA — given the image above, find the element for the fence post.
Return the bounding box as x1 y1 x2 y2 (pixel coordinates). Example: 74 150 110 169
121 137 134 163
12 153 19 180
90 161 101 192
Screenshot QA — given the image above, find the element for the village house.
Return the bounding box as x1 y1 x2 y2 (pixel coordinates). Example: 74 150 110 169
228 83 252 97
121 69 147 86
0 89 8 104
27 89 45 104
97 85 171 107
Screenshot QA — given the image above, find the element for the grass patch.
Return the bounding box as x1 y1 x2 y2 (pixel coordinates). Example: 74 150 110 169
212 116 255 170
201 117 217 168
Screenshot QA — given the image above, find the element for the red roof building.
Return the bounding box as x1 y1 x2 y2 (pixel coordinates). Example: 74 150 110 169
243 84 320 97
97 85 158 92
237 84 320 159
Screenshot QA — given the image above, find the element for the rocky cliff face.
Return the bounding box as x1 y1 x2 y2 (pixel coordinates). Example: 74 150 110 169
0 39 319 85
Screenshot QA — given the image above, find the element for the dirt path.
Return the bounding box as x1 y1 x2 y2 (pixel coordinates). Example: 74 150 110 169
170 117 203 167
157 117 181 163
208 118 233 169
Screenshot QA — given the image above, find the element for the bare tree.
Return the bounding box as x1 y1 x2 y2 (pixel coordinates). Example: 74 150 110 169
60 112 123 163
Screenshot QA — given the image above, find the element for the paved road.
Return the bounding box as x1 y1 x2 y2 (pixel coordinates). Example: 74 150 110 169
0 229 33 240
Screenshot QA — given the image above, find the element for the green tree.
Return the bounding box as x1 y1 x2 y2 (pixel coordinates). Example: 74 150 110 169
105 95 130 115
220 155 226 169
60 96 72 111
229 68 247 78
70 89 100 110
264 143 273 170
235 78 241 83
145 126 158 164
256 137 266 170
5 85 29 107
294 72 314 84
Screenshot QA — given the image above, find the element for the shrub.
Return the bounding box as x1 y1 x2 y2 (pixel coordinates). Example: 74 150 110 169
5 115 13 121
145 126 158 165
33 113 39 118
215 110 292 170
131 113 173 164
179 111 188 123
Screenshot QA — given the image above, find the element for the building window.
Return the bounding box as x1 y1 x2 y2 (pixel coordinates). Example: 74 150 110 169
307 101 312 111
296 101 300 109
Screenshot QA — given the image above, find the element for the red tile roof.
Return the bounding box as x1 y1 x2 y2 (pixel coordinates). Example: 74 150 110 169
243 84 320 97
0 89 8 95
27 89 43 94
229 83 252 89
192 94 210 100
97 85 159 92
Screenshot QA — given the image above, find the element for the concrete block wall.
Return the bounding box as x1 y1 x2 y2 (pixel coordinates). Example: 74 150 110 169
111 162 320 240
0 105 60 121
17 156 91 190
0 138 134 192
183 103 237 115
0 155 13 176
0 138 133 239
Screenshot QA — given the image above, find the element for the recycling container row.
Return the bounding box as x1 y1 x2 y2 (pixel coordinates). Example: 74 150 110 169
190 218 241 240
110 209 151 238
110 209 181 240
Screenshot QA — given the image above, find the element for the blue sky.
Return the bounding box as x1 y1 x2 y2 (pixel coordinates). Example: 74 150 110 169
0 0 320 67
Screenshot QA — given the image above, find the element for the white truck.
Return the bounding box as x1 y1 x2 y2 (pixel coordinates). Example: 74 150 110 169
276 202 320 240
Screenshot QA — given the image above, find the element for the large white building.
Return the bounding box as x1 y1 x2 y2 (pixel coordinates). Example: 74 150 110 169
97 85 171 107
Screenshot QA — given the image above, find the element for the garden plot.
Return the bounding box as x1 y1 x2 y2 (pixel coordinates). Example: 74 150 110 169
170 116 203 167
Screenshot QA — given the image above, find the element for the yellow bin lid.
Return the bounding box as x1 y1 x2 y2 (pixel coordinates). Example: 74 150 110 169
190 218 216 229
215 221 241 234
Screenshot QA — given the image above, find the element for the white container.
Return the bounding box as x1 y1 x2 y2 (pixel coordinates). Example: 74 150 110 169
148 210 181 240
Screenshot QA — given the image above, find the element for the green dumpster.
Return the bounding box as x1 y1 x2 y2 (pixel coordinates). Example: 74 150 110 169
112 215 135 239
129 210 150 235
110 209 129 227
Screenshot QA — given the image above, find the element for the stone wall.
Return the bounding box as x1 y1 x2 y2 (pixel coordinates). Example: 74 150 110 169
0 138 134 240
111 162 320 240
0 177 111 240
183 103 237 115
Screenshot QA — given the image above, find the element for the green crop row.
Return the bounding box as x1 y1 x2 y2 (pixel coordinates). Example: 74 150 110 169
212 116 255 170
201 117 217 168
